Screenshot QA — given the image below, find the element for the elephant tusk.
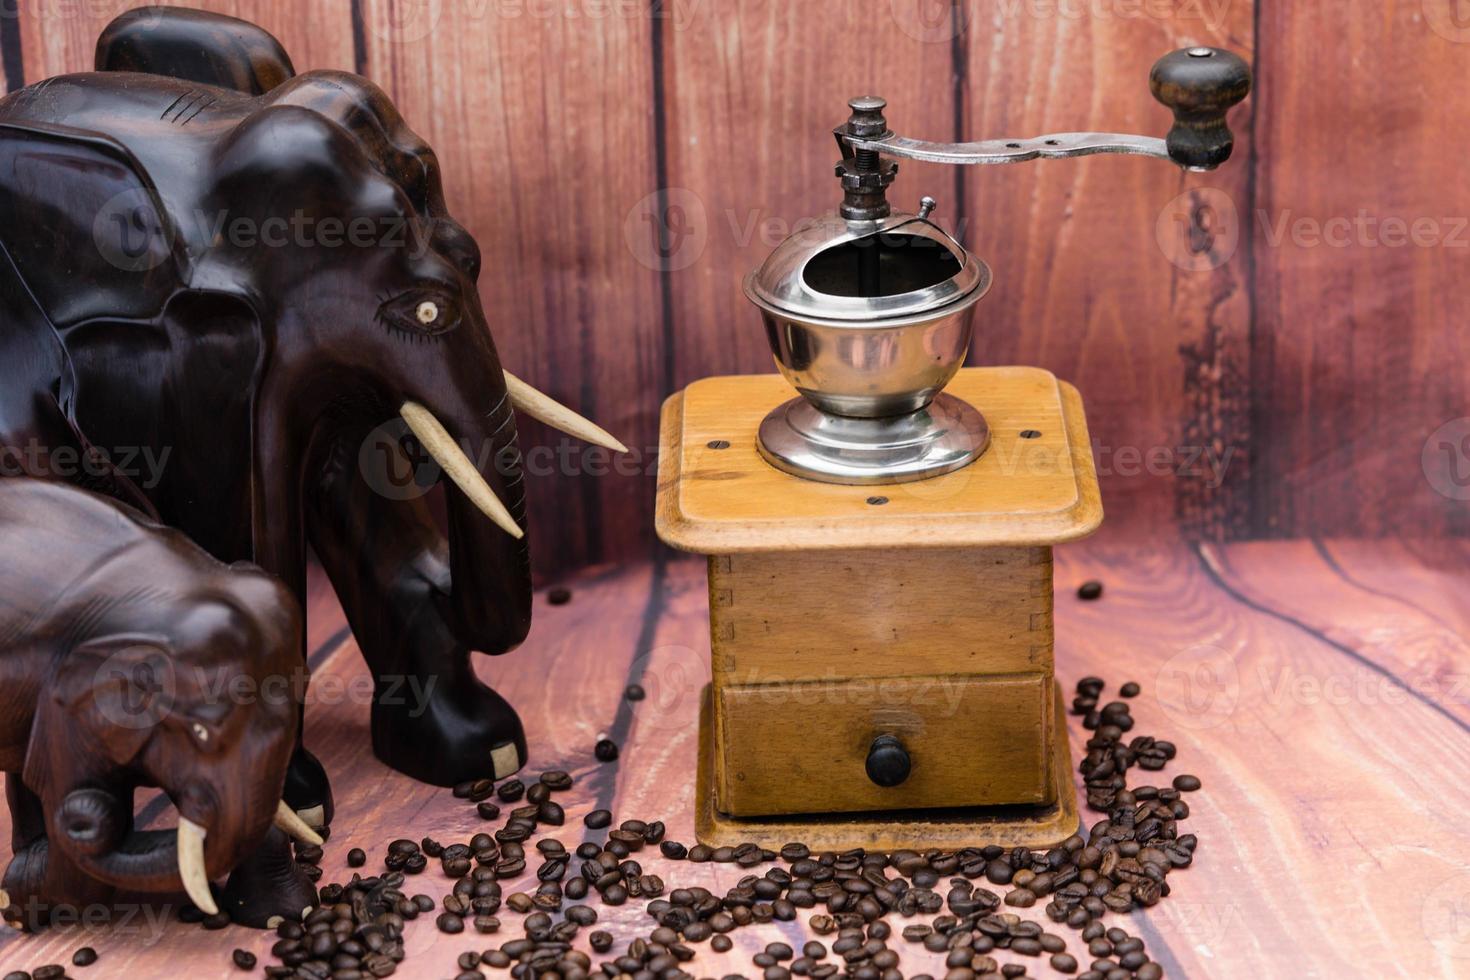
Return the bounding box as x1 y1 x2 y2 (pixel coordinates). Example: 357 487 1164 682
295 805 326 831
273 801 323 846
399 401 523 539
503 371 629 454
177 817 218 916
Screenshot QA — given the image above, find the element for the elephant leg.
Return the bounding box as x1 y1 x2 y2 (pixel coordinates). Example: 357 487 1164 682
305 436 526 786
219 827 317 928
3 776 116 931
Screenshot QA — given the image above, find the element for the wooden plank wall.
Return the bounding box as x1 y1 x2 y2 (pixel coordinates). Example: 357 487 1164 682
6 1 1466 576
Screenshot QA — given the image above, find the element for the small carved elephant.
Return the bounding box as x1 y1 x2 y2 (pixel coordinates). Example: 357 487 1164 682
0 479 321 930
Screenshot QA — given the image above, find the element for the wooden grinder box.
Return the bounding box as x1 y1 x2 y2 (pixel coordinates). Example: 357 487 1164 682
656 366 1102 850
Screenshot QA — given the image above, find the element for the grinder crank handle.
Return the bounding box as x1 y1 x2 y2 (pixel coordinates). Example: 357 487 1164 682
1149 47 1252 170
837 47 1251 173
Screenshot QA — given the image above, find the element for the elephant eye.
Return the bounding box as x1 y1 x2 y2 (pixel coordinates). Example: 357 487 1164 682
378 291 460 339
187 720 222 753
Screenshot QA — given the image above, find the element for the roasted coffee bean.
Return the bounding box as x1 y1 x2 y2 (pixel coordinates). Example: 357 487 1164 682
547 586 572 605
72 947 98 967
1119 681 1140 698
435 912 464 934
583 808 612 829
1077 580 1103 600
1005 887 1036 907
32 969 64 980
474 801 501 821
495 779 524 802
231 949 257 970
1050 952 1078 974
595 738 619 762
537 801 565 825
345 848 366 868
1173 773 1201 792
712 934 733 952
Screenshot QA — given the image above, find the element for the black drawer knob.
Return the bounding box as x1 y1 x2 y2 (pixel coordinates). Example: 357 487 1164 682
865 734 911 788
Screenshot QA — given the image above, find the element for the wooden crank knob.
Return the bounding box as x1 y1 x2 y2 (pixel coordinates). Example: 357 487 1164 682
865 734 912 788
1149 47 1251 170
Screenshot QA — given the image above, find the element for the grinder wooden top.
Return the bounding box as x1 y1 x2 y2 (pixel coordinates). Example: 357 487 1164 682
655 367 1102 553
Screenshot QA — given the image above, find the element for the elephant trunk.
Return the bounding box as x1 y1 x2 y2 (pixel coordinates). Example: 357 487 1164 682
437 396 532 654
49 783 277 914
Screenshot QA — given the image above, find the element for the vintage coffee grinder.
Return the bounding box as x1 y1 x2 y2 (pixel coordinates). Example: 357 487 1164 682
656 48 1250 848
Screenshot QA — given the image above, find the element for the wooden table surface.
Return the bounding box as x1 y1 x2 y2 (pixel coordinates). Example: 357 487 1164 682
1 534 1467 979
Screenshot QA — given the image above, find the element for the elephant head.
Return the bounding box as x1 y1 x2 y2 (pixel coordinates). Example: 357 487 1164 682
20 545 311 916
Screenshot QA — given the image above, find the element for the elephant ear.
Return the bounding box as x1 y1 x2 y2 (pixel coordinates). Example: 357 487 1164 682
22 636 178 796
95 7 296 95
0 121 187 329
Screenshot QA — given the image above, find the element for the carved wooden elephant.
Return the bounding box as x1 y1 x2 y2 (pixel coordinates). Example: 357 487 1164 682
0 7 624 822
0 479 320 930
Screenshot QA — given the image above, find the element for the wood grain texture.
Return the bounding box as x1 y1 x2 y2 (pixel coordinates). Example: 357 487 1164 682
657 369 1103 552
15 1 355 82
1249 1 1470 541
5 2 1462 575
0 537 1464 977
708 546 1052 682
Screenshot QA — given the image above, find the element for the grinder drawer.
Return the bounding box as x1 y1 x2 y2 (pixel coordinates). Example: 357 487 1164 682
714 672 1052 818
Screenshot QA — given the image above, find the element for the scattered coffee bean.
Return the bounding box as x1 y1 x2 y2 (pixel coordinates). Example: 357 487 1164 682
1077 580 1103 600
548 586 572 605
346 847 366 867
1173 773 1201 791
595 738 619 762
231 949 256 970
70 948 97 967
1120 681 1140 697
584 808 612 829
